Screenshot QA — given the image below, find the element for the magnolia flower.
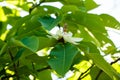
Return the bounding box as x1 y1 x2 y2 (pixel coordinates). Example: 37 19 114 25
49 30 83 45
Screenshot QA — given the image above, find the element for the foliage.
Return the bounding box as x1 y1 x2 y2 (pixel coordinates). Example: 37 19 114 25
0 0 120 80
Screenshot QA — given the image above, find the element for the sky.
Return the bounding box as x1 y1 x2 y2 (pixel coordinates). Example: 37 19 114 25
92 0 120 21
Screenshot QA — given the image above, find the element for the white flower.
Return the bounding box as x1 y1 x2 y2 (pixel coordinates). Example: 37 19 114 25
49 30 83 45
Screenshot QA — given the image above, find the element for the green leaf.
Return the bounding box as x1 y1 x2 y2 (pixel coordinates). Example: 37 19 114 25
79 42 120 80
79 42 100 53
38 16 62 30
18 66 34 76
16 17 41 38
78 25 100 46
90 66 112 80
88 52 120 80
6 15 32 40
61 0 83 6
61 5 80 14
100 14 120 29
26 54 48 67
0 43 7 56
31 5 61 15
2 7 12 14
21 36 39 52
37 69 52 80
92 32 116 54
14 48 25 61
48 43 78 76
38 37 57 50
72 52 89 66
84 0 99 11
84 14 106 33
66 12 107 34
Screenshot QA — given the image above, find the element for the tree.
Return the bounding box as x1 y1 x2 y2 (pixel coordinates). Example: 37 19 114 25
0 0 120 80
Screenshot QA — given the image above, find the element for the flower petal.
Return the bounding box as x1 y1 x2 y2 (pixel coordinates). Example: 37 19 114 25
72 37 83 42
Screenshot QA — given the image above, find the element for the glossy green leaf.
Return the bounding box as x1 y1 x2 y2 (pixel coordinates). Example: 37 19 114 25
61 0 83 7
92 32 116 54
72 52 89 66
6 15 32 40
48 43 78 76
31 5 61 15
100 14 120 29
84 14 106 33
16 18 41 39
0 43 7 56
2 7 12 14
26 54 48 67
37 69 52 80
38 37 57 50
84 0 99 11
38 16 62 30
61 5 80 14
18 66 34 76
66 12 107 34
14 48 25 61
21 36 39 52
78 25 100 46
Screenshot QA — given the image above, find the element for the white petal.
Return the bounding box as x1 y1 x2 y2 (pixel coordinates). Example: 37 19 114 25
56 30 63 37
67 32 73 37
63 36 77 45
72 38 83 42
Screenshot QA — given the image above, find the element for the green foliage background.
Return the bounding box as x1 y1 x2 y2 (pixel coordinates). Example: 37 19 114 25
0 0 120 80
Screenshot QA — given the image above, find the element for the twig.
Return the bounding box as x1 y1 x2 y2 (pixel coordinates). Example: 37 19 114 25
29 0 45 14
78 64 94 80
110 58 120 65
